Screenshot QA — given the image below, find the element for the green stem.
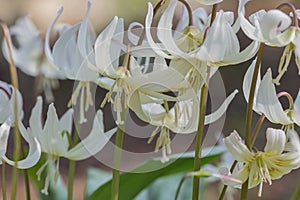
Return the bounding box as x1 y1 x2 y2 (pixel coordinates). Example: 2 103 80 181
191 5 218 200
67 124 80 200
67 160 76 200
111 127 124 200
192 68 210 200
175 173 194 200
0 21 20 200
291 176 300 200
218 161 238 200
241 43 265 200
250 115 265 148
2 162 6 200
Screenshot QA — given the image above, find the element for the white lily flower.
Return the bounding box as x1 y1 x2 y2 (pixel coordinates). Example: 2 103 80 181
0 80 23 125
28 97 116 195
129 89 238 162
243 59 293 125
45 2 98 123
146 0 259 67
238 0 296 47
224 128 300 197
0 121 41 169
2 16 64 102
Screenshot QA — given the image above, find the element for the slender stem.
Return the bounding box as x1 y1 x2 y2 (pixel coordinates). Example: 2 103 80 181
192 4 218 200
2 162 6 200
276 3 299 28
291 176 300 200
210 4 218 26
67 160 76 200
178 0 194 26
0 21 20 200
241 43 265 200
244 43 265 148
218 161 238 200
111 127 125 200
20 146 31 200
192 67 210 200
250 115 266 148
175 173 194 200
67 123 80 200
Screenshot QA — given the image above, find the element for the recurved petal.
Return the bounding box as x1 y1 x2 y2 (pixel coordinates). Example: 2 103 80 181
145 2 175 59
7 122 42 169
224 131 253 162
225 165 249 187
66 110 116 160
242 58 261 113
94 17 120 77
157 0 186 58
256 69 292 125
264 128 286 154
205 89 238 124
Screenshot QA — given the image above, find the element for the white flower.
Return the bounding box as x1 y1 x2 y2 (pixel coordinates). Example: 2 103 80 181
28 97 116 195
145 0 259 66
129 89 238 162
2 16 64 102
238 0 296 47
224 128 300 197
0 80 23 125
45 2 98 123
0 121 41 169
242 60 293 125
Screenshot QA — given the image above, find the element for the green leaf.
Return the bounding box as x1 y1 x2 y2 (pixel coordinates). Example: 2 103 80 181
27 154 67 200
87 146 224 200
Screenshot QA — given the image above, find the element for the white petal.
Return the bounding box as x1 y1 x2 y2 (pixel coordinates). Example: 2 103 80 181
0 123 10 157
94 17 121 77
223 131 253 162
259 10 291 40
212 40 259 66
128 22 144 45
242 58 261 113
196 11 239 62
264 128 286 154
59 109 73 134
66 110 116 160
145 2 175 59
9 122 42 169
45 7 64 64
29 97 43 138
256 69 292 125
295 89 300 114
205 89 238 124
193 0 222 5
157 0 186 58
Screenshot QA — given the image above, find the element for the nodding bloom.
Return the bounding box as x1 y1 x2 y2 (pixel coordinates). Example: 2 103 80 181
45 1 98 123
243 59 300 127
238 0 296 47
224 128 300 197
0 80 23 125
129 89 238 162
26 97 116 195
2 16 64 102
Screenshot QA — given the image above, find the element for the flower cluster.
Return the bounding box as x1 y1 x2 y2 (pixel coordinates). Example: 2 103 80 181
0 0 300 199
